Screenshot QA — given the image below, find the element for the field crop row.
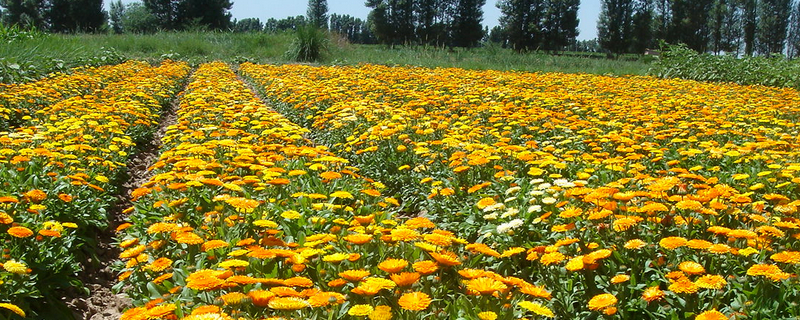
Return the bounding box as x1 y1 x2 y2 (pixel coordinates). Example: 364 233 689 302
0 60 189 318
0 61 157 130
241 63 800 319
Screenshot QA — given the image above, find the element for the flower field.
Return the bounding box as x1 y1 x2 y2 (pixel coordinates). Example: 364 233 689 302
0 60 190 317
2 60 800 319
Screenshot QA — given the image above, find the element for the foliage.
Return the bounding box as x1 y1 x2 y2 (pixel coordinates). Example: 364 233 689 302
651 44 800 88
307 0 328 29
142 0 231 31
597 0 634 55
232 17 263 32
286 25 328 62
0 0 46 29
497 0 579 52
0 46 124 84
756 0 791 56
45 0 106 33
329 13 375 44
120 2 159 34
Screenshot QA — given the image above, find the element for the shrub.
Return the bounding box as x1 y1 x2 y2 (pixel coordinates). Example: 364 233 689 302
286 25 328 62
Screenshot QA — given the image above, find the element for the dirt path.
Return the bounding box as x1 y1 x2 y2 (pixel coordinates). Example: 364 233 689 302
65 79 188 320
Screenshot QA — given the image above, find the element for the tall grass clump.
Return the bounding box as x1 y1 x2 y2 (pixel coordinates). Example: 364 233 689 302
286 25 328 62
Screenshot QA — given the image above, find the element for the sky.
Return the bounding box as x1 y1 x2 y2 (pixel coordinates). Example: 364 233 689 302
105 0 601 40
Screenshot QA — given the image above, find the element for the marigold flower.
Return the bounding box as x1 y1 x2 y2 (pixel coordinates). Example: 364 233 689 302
610 274 630 284
467 276 508 295
348 304 374 317
268 297 309 310
0 303 25 317
518 301 555 317
642 286 665 302
397 291 431 311
678 261 705 275
413 260 439 274
624 239 646 249
369 305 392 320
588 293 617 311
659 236 687 250
378 258 408 273
430 251 461 266
695 309 729 320
7 226 33 238
390 272 420 287
668 277 698 294
477 311 498 320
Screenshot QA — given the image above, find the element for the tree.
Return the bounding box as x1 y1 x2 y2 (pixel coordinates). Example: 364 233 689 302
233 18 263 32
541 0 580 51
451 0 486 47
498 0 545 51
756 0 790 56
121 2 158 33
708 0 741 54
597 0 634 55
366 0 415 45
46 0 106 33
0 0 46 29
668 0 713 52
630 0 653 53
742 0 757 55
788 1 800 58
307 0 328 29
178 0 232 30
109 0 124 33
143 0 178 29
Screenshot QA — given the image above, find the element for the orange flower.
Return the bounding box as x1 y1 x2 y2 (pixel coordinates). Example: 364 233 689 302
668 277 698 294
268 297 309 310
467 277 507 295
430 251 461 266
398 291 432 311
678 261 705 275
390 272 421 287
248 290 276 307
659 236 687 250
642 286 665 302
413 260 439 274
695 309 729 320
147 257 173 272
694 274 727 290
340 269 371 282
588 293 617 311
7 226 33 238
378 258 408 273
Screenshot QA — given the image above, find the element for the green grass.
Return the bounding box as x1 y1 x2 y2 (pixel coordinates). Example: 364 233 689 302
0 31 652 82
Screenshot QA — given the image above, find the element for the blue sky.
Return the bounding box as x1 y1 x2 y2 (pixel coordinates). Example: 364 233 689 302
106 0 601 40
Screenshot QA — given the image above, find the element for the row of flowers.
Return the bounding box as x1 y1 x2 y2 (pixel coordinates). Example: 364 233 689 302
0 61 150 130
0 60 190 318
116 62 567 320
240 63 800 319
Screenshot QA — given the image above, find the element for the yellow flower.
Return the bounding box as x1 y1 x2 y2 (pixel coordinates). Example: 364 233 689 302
281 210 301 220
3 260 28 274
348 304 374 317
369 305 393 320
477 311 498 320
518 301 555 317
0 303 25 317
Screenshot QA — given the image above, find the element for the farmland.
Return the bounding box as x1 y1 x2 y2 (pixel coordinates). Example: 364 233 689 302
1 60 800 320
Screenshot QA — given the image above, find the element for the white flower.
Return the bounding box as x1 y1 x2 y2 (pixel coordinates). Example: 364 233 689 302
527 205 542 213
554 179 575 188
483 212 498 220
504 196 517 203
501 208 519 219
483 203 505 212
505 186 522 195
529 190 545 196
537 183 553 190
542 197 557 204
496 219 524 234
